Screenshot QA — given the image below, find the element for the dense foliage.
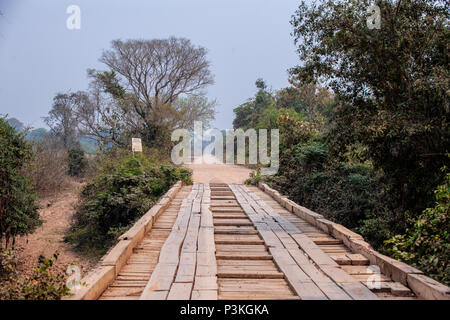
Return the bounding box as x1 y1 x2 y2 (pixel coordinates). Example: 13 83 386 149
0 118 41 247
68 147 86 177
386 165 450 285
241 0 449 284
291 0 449 215
264 110 393 248
66 154 192 256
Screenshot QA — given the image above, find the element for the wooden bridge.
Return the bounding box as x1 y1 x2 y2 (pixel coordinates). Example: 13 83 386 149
67 182 450 300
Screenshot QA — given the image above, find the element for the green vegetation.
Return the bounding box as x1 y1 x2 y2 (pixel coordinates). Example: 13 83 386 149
68 147 86 177
0 118 41 247
386 165 450 284
65 152 192 257
239 0 449 284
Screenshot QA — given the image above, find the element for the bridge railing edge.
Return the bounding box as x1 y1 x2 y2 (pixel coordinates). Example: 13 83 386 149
257 182 450 300
64 180 184 300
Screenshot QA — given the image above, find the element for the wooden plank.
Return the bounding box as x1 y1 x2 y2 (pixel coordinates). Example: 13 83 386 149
141 186 203 300
217 260 275 266
181 214 201 253
346 253 370 266
216 254 272 260
197 252 217 266
193 276 218 291
217 271 284 279
196 264 217 277
214 219 253 226
191 290 218 300
174 263 196 283
387 282 413 297
352 274 392 282
290 234 339 266
201 205 214 228
194 190 218 299
269 248 327 300
214 229 259 235
331 255 352 265
198 227 215 253
101 287 143 297
215 239 265 245
320 265 379 300
341 265 379 275
287 248 351 300
167 283 193 300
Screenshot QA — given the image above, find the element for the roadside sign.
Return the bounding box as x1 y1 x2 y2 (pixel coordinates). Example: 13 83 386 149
132 138 143 152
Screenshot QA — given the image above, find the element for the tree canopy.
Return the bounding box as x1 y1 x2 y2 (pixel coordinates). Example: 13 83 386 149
74 38 216 149
290 0 449 212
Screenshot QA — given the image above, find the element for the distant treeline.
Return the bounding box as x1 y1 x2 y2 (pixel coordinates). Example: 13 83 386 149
5 117 99 154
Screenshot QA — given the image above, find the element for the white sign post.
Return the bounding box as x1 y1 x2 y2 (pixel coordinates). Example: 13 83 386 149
132 138 143 155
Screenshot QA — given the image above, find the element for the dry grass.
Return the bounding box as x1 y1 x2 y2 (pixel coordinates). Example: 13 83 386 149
25 137 71 197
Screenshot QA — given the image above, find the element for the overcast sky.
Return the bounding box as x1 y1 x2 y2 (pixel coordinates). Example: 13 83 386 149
0 0 300 130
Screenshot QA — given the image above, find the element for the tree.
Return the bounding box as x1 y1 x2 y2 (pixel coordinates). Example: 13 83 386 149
171 95 216 131
44 93 83 149
68 147 86 177
276 81 334 128
77 38 216 148
233 79 275 130
100 38 214 108
290 0 449 213
0 118 41 248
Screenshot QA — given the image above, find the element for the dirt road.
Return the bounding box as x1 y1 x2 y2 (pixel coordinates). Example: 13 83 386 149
15 180 95 278
185 155 254 184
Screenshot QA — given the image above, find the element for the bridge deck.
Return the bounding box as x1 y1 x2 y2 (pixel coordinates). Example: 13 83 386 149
94 183 419 300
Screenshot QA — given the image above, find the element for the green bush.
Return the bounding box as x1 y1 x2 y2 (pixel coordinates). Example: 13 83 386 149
245 169 262 186
265 113 395 249
66 154 192 256
68 147 86 177
385 166 450 285
0 118 41 247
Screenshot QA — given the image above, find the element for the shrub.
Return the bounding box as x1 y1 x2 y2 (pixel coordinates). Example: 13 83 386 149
385 166 450 285
0 118 41 247
265 113 395 249
68 147 86 177
245 169 262 186
0 251 70 300
66 154 192 256
272 140 383 226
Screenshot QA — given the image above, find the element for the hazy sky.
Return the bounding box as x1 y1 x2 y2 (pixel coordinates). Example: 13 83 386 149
0 0 301 130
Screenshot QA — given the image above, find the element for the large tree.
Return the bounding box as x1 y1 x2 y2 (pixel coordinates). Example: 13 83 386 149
100 37 214 107
290 0 449 213
44 93 84 149
78 37 216 148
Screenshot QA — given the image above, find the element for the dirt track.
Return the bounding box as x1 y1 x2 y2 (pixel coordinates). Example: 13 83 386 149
15 180 95 278
185 155 254 184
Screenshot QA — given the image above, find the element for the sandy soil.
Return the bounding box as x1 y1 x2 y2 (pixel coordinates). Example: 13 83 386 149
14 180 95 278
185 155 254 184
